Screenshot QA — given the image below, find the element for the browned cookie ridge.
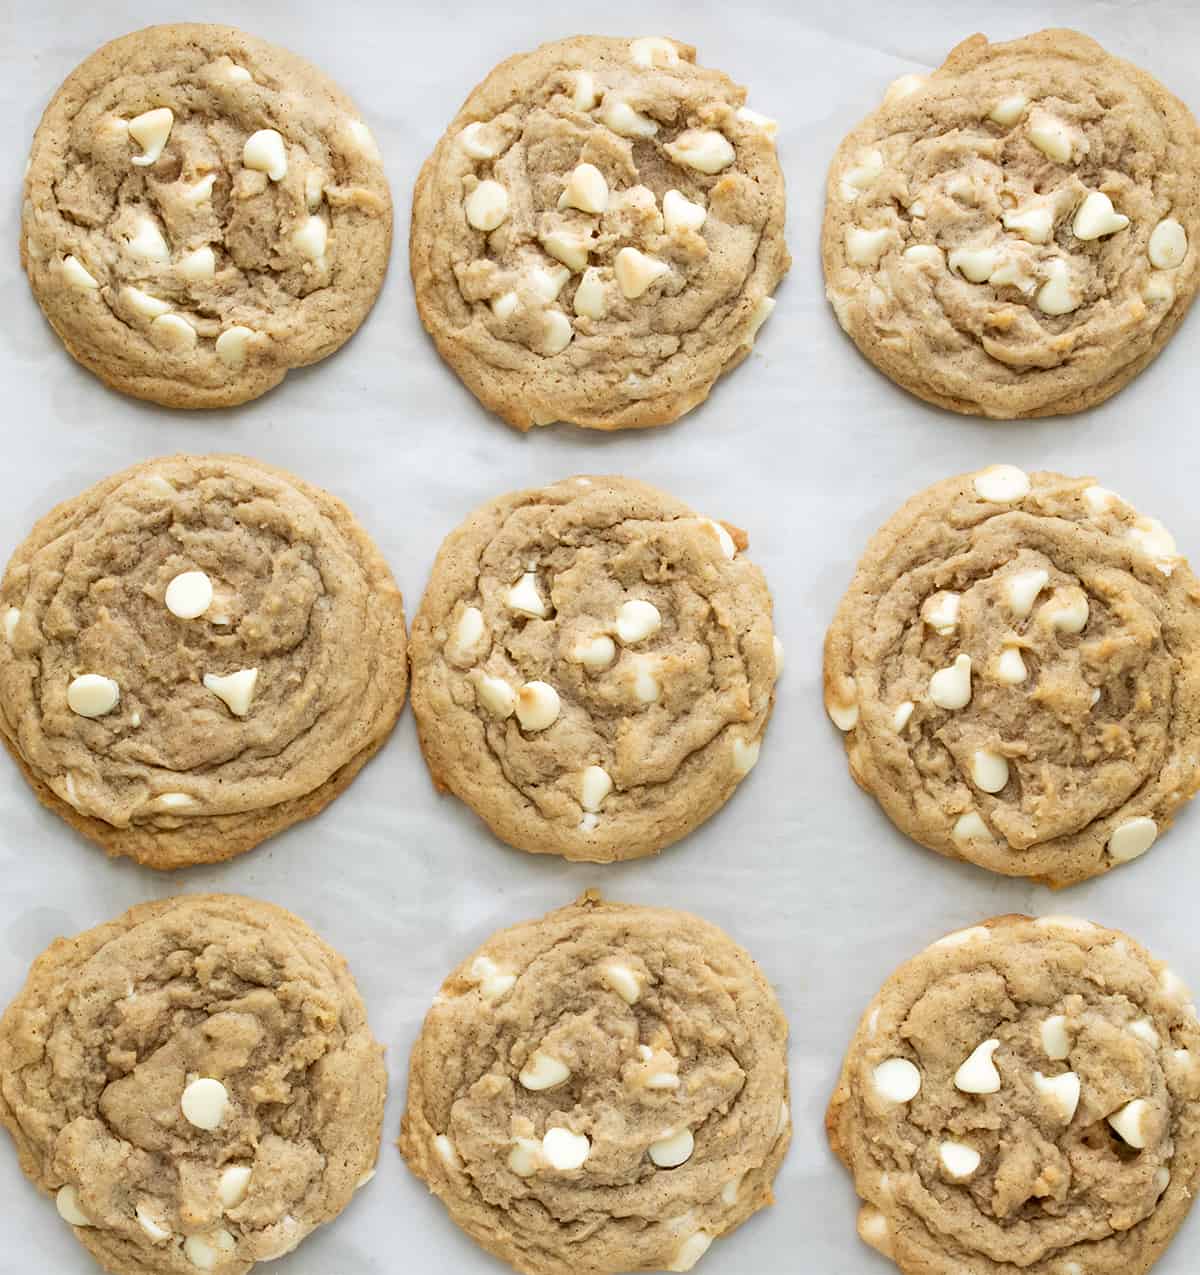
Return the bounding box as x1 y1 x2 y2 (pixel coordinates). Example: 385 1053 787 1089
22 23 392 408
822 30 1200 417
411 35 789 430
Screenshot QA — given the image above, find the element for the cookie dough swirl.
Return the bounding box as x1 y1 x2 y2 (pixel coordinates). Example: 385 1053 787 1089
400 894 791 1275
410 476 777 862
22 23 392 408
824 466 1200 886
827 915 1200 1275
0 895 386 1275
823 30 1200 417
411 34 789 431
0 455 408 868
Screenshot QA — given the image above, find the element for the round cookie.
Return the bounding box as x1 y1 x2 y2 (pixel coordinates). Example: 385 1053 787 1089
400 892 791 1275
0 894 385 1275
823 465 1200 887
826 914 1200 1275
0 454 407 869
410 476 778 862
822 29 1200 418
411 34 789 431
22 23 392 408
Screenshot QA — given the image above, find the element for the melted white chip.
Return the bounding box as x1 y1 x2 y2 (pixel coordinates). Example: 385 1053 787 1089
519 1052 570 1091
508 1138 541 1177
573 634 616 670
631 37 680 68
458 121 505 159
931 926 990 949
1037 258 1079 315
737 106 778 138
1129 1019 1161 1048
465 180 509 231
841 148 884 201
1003 203 1055 244
971 749 1009 794
447 606 485 661
67 674 120 719
184 1229 236 1270
1041 1015 1070 1061
892 700 914 731
293 215 327 262
475 674 517 719
663 189 707 234
506 572 548 617
617 599 661 644
649 1128 695 1168
989 94 1028 125
571 71 598 112
181 1077 229 1130
1028 110 1076 163
151 313 197 352
974 465 1030 503
1007 568 1049 618
529 265 570 302
56 1185 92 1227
732 735 760 775
1073 191 1129 240
62 255 99 289
599 98 658 138
1108 816 1158 863
668 1232 713 1272
631 655 660 704
243 129 287 181
1108 1099 1150 1148
847 226 892 268
129 107 174 166
665 129 735 174
179 247 216 281
558 163 609 214
921 591 960 636
615 247 670 299
955 1040 1001 1094
181 173 217 205
873 1058 921 1103
1149 218 1187 270
542 1127 590 1171
1033 1070 1081 1122
203 668 259 717
929 654 972 710
939 1141 981 1179
580 765 613 812
469 955 515 1001
217 1165 252 1208
885 73 927 103
702 518 737 559
165 571 213 620
3 607 18 645
136 1202 172 1242
953 811 993 846
573 268 607 319
516 681 560 731
216 326 255 370
996 646 1027 685
541 310 574 356
602 963 641 1004
127 216 169 261
949 246 1000 282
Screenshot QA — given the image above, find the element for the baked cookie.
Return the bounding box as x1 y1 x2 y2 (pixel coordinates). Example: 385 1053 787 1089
0 454 407 868
827 914 1200 1275
410 476 778 862
0 894 385 1275
822 30 1200 417
824 465 1200 887
411 34 789 430
400 892 791 1275
22 23 392 408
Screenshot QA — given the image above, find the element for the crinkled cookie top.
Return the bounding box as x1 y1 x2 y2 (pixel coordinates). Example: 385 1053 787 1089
827 915 1200 1275
823 29 1200 417
0 895 385 1275
411 34 789 430
824 466 1200 886
22 23 392 408
0 454 407 868
400 894 791 1275
410 476 778 862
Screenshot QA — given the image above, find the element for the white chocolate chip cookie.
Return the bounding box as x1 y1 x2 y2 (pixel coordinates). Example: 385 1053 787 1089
400 892 790 1275
824 468 1200 886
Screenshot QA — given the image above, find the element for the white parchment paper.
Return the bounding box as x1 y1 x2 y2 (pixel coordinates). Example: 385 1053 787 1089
1 1 1199 1270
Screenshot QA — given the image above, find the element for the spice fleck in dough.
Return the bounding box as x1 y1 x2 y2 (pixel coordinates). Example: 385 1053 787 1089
827 915 1200 1275
410 476 778 862
0 455 408 868
824 467 1200 887
822 30 1200 417
0 894 386 1275
411 34 789 431
22 23 392 408
400 893 791 1275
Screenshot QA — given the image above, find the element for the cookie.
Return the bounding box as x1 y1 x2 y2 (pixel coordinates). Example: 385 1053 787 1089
411 34 789 431
22 23 392 408
400 892 791 1275
824 465 1200 887
827 914 1200 1275
0 454 407 868
0 894 385 1275
409 476 778 862
822 30 1200 418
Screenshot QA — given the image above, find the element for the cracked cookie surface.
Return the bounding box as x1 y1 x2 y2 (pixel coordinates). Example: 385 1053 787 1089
22 23 392 408
0 454 407 868
823 466 1200 887
827 914 1200 1275
409 476 777 862
0 894 385 1275
400 892 791 1275
822 29 1200 418
411 34 789 431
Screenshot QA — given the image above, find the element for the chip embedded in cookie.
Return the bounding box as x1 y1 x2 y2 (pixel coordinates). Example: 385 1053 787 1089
824 466 1200 886
410 476 779 862
0 894 386 1275
22 23 393 408
822 29 1200 417
411 35 789 430
400 892 791 1275
0 455 408 868
827 915 1200 1275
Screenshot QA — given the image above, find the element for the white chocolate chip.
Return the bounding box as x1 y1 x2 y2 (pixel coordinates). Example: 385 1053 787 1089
1006 568 1049 618
921 591 960 636
571 71 598 112
846 226 892 268
1002 204 1055 244
508 1137 542 1177
558 163 609 214
470 955 516 1001
580 766 613 813
152 792 196 812
737 107 778 138
668 1232 712 1272
1041 1015 1071 1061
1155 1167 1171 1196
731 735 760 776
858 1206 892 1256
599 98 658 138
955 1040 1001 1094
165 571 213 620
826 685 859 731
989 95 1028 126
184 1230 236 1270
1041 588 1089 633
541 310 574 356
67 674 120 719
151 313 197 352
1143 273 1176 305
1108 817 1158 863
744 296 775 346
1036 258 1079 316
573 268 607 319
702 518 736 559
953 811 994 846
127 216 169 262
840 149 884 201
665 129 735 174
3 608 18 645
182 173 217 205
615 247 670 299
573 634 616 670
662 189 707 234
929 654 972 710
1127 516 1179 572
516 681 560 731
61 255 99 290
602 963 641 1004
1073 191 1129 240
631 655 660 704
506 572 547 617
974 465 1031 503
1034 1070 1081 1122
542 1127 590 1171
1149 218 1187 269
475 674 516 719
217 1165 251 1208
541 227 596 272
885 73 927 103
56 1185 92 1227
179 247 216 281
243 129 287 181
1129 1019 1161 1048
136 1202 172 1242
1083 485 1119 516
630 37 680 68
903 244 944 268
458 121 505 159
293 215 327 262
873 1058 921 1103
1108 1099 1150 1148
129 107 174 166
203 668 258 717
215 326 255 371
932 926 990 949
181 1077 228 1130
465 180 509 231
939 1141 981 1179
949 246 1000 282
447 607 486 662
1035 916 1095 933
520 1052 570 1091
224 63 252 83
892 701 914 731
1028 110 1078 164
721 1175 744 1207
649 1128 695 1168
971 749 1009 794
996 645 1027 685
124 286 172 318
304 170 325 210
492 291 518 320
617 599 661 644
529 265 570 302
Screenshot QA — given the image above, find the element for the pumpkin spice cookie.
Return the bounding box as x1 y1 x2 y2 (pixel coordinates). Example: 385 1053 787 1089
22 23 392 408
824 466 1200 887
0 455 407 869
400 892 791 1275
822 29 1200 417
410 476 779 862
0 894 385 1275
827 914 1200 1275
411 34 789 431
